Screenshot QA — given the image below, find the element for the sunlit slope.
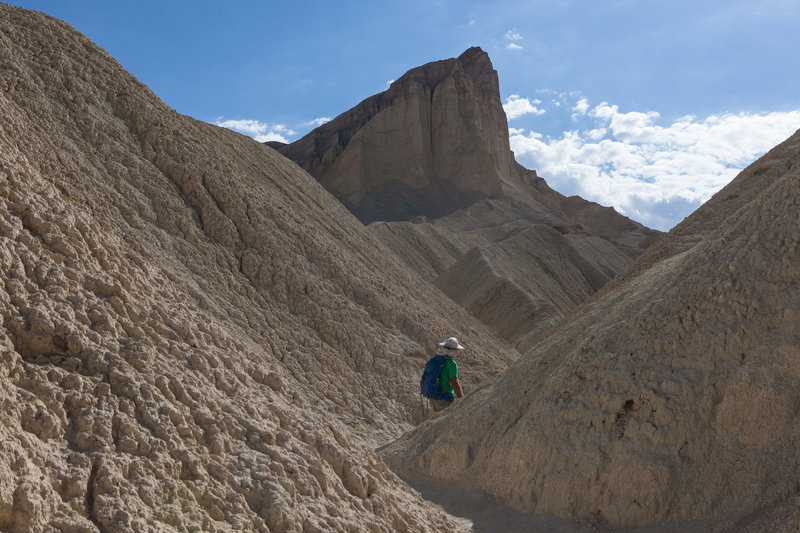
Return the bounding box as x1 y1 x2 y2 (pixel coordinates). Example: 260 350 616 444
0 4 516 531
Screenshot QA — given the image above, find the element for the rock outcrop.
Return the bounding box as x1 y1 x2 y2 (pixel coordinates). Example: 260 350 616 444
0 5 518 531
278 47 510 224
383 128 800 530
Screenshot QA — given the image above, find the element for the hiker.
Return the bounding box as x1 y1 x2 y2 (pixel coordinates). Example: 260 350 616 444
427 337 464 412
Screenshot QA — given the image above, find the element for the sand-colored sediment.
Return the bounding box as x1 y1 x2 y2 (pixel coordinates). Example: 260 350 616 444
0 5 517 531
383 128 800 530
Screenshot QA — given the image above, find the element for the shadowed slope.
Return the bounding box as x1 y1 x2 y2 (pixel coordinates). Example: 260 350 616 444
384 128 800 529
371 188 656 352
434 224 631 352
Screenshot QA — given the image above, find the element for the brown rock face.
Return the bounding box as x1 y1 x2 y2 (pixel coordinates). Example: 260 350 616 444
0 5 518 531
278 47 509 223
384 129 800 530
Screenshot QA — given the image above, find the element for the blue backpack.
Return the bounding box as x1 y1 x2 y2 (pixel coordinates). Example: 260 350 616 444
420 355 454 402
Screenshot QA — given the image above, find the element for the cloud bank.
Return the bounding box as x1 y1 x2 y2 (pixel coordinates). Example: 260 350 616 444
214 118 295 143
508 99 800 230
303 117 332 127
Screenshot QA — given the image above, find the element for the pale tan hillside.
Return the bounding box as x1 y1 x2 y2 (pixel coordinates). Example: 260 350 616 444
384 128 800 530
434 223 631 352
371 191 648 352
0 4 518 531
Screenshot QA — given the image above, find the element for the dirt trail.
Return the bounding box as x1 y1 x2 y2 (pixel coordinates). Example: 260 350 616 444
402 474 595 533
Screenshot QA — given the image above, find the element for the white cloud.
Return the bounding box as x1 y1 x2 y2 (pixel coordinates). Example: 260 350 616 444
509 102 800 230
303 117 332 127
590 103 661 142
586 128 606 140
215 119 295 143
505 29 523 49
571 97 590 120
503 95 546 120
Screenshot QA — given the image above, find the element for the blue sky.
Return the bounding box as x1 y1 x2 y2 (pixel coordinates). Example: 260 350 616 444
10 0 800 230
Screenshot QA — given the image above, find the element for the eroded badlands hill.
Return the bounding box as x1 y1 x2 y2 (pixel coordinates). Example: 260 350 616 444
372 178 650 352
277 49 661 352
384 129 800 530
0 5 517 531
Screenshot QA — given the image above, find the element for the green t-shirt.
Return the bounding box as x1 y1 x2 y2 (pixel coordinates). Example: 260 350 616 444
438 358 458 397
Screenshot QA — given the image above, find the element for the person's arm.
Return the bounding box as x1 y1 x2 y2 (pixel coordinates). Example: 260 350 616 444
450 377 463 398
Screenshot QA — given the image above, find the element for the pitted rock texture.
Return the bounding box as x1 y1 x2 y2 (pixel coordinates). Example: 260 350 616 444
0 5 518 531
383 128 800 530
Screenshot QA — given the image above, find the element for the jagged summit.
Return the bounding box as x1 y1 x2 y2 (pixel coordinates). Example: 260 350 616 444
277 46 511 224
391 47 497 93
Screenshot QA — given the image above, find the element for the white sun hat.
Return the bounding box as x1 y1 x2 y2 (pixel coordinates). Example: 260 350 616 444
439 337 464 350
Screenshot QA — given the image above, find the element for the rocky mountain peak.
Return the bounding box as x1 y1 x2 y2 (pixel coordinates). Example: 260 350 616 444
456 46 496 80
279 47 661 353
278 47 511 223
388 46 494 92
